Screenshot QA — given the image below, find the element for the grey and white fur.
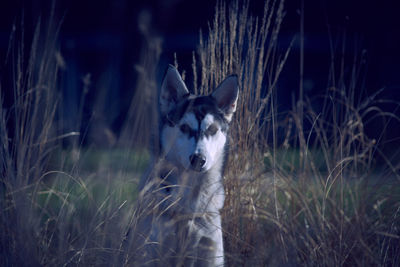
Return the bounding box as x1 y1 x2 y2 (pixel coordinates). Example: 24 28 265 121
123 65 238 267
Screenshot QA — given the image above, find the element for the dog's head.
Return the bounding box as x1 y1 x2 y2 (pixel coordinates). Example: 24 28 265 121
159 65 239 172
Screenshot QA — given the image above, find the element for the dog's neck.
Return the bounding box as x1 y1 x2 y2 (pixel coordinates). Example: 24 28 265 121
176 157 225 214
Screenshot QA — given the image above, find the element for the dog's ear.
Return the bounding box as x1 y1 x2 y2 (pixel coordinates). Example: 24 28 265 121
212 75 239 122
160 65 189 115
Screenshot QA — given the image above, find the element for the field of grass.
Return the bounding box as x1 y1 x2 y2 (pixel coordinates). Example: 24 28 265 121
1 0 400 266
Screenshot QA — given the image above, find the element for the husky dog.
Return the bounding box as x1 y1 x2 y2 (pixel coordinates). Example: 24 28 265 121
125 65 238 267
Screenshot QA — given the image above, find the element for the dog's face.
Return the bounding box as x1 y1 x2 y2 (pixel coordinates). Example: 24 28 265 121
159 65 239 172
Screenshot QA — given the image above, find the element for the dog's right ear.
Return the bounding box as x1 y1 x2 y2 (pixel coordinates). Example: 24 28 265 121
160 65 189 115
211 75 239 122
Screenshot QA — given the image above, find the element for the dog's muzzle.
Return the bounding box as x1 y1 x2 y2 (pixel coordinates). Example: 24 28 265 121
189 153 206 171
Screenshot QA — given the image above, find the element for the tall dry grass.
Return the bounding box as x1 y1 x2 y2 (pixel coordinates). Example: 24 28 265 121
1 0 399 266
188 0 400 266
0 13 67 265
0 14 143 266
190 0 293 264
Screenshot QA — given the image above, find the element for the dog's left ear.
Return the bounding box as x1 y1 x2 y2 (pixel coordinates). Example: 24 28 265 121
212 75 239 122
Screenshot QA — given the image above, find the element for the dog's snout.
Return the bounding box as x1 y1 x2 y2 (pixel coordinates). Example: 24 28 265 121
189 153 206 171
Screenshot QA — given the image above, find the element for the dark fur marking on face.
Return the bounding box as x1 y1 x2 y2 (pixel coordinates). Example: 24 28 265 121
164 95 229 134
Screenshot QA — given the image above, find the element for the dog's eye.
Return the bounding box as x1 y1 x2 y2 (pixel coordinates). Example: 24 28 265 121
205 124 218 136
180 124 192 134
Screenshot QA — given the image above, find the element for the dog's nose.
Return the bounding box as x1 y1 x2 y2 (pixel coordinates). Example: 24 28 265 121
189 154 206 171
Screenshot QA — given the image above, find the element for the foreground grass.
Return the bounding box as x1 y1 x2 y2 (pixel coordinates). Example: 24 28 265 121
222 167 400 266
7 147 398 266
1 148 145 265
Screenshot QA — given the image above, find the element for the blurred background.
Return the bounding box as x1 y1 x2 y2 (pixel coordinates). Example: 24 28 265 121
1 0 399 153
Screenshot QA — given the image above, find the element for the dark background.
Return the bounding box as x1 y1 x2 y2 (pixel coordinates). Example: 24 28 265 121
0 0 399 154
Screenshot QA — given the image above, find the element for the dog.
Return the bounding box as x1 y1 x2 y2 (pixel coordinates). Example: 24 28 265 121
123 65 238 267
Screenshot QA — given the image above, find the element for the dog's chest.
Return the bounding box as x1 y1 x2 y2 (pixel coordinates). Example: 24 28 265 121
169 171 225 214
